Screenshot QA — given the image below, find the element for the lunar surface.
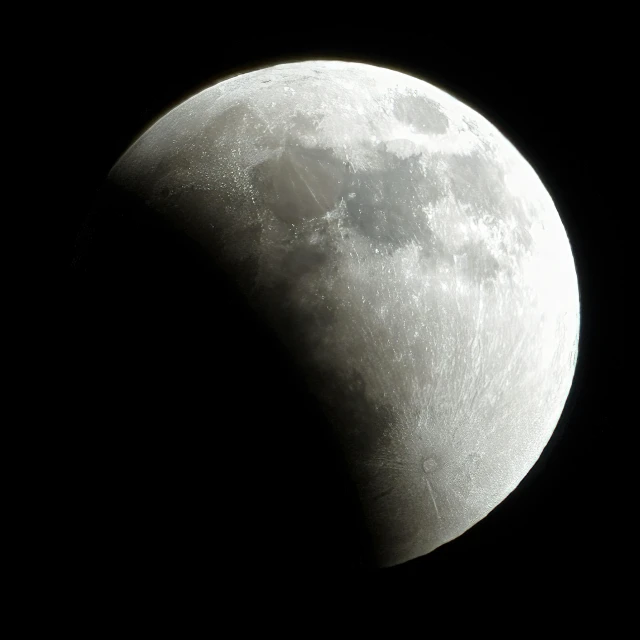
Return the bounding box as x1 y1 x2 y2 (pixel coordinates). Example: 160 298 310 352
107 61 580 567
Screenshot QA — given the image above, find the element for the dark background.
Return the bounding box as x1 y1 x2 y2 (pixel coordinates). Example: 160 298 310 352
58 30 623 605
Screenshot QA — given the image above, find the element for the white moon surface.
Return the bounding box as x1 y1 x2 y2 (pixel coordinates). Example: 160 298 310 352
109 60 580 567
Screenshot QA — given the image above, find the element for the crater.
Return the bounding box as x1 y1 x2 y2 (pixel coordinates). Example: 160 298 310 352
422 457 438 474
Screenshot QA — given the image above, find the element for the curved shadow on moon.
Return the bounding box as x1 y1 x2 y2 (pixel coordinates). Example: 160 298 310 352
72 184 380 574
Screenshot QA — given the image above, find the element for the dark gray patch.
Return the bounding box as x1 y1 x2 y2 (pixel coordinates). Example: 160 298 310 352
455 239 503 283
446 152 534 253
512 223 534 251
314 367 400 464
149 152 194 190
419 232 452 265
290 111 324 136
261 276 339 347
252 144 350 224
281 244 329 277
203 102 280 155
447 151 506 213
340 145 439 250
392 92 449 134
203 102 255 139
253 222 342 347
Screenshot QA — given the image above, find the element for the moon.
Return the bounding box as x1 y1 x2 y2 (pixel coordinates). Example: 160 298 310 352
107 60 579 567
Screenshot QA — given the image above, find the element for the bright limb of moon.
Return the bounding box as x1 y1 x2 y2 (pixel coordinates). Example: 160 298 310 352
108 61 580 567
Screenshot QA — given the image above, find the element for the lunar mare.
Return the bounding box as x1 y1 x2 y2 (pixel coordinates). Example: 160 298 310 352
109 61 579 567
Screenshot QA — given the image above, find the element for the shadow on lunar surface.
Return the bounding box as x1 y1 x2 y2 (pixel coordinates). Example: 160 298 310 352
71 183 377 578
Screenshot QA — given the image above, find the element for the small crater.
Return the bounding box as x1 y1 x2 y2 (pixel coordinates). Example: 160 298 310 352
422 458 437 474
